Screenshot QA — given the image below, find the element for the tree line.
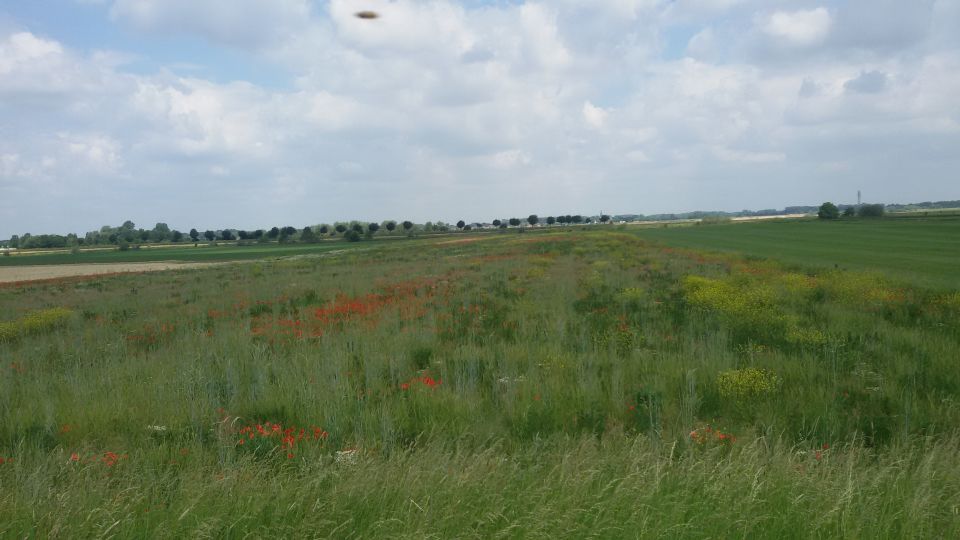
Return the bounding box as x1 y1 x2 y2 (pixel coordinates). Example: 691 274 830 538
1 213 618 250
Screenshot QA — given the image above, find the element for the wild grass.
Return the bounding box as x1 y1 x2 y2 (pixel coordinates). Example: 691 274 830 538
1 229 959 536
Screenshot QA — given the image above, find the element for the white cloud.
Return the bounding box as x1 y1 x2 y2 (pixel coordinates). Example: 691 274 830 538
582 101 608 129
107 0 312 48
761 8 832 47
1 1 959 237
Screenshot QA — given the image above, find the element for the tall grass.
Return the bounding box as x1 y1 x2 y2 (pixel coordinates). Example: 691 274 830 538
1 230 959 536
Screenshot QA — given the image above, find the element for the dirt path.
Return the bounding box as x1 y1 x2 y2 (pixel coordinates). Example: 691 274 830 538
0 261 222 284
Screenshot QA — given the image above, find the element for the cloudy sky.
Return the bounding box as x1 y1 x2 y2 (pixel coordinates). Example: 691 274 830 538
1 0 958 237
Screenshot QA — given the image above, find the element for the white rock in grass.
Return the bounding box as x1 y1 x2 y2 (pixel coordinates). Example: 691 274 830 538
336 449 359 465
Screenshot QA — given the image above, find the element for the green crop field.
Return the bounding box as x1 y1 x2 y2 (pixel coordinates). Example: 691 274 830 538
636 216 960 290
2 228 960 537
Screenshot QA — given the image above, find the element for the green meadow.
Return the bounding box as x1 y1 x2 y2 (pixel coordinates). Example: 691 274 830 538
636 216 960 289
2 225 960 537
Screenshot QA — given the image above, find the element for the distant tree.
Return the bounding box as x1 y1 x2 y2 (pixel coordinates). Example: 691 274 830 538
238 230 249 240
150 223 171 242
253 229 265 240
189 228 200 242
402 220 414 232
572 215 583 224
858 204 885 218
499 223 508 229
9 235 18 248
138 230 150 242
527 215 538 226
385 221 396 232
367 222 380 234
267 227 280 240
546 216 556 225
492 219 501 227
344 230 361 242
508 218 521 227
585 217 593 224
121 220 136 231
842 206 856 218
319 225 330 235
301 226 317 243
600 215 610 223
281 226 297 236
203 230 215 241
463 225 472 231
351 223 364 233
817 202 840 220
221 230 235 241
335 224 347 234
171 230 184 242
456 220 466 230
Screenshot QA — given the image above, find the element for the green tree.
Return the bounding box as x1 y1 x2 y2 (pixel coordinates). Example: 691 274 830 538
150 223 171 242
527 215 538 226
335 224 347 234
301 226 317 243
492 219 501 227
344 230 361 242
221 230 235 241
367 222 380 234
456 220 465 230
402 221 414 232
508 218 521 227
171 230 184 242
267 227 280 240
818 202 840 220
600 215 610 223
189 228 200 242
203 230 215 242
842 206 856 217
858 204 885 218
546 216 556 225
319 225 330 235
385 221 396 232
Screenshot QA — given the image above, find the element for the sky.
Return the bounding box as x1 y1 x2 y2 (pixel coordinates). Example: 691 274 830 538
1 0 958 237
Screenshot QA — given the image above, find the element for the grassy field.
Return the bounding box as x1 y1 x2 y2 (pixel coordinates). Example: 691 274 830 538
636 216 960 289
2 227 960 537
0 241 374 266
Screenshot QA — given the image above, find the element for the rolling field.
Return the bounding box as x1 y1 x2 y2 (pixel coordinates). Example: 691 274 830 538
2 228 960 537
636 217 960 289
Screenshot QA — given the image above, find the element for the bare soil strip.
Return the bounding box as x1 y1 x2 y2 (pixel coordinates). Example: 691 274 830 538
0 262 222 285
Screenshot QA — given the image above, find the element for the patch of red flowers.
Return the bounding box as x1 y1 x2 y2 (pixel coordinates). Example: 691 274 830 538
233 421 329 459
68 451 128 466
689 425 736 445
399 373 442 391
0 456 13 464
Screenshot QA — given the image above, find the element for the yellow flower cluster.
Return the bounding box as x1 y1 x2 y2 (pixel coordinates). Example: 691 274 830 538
682 275 781 327
716 367 782 402
0 307 73 342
